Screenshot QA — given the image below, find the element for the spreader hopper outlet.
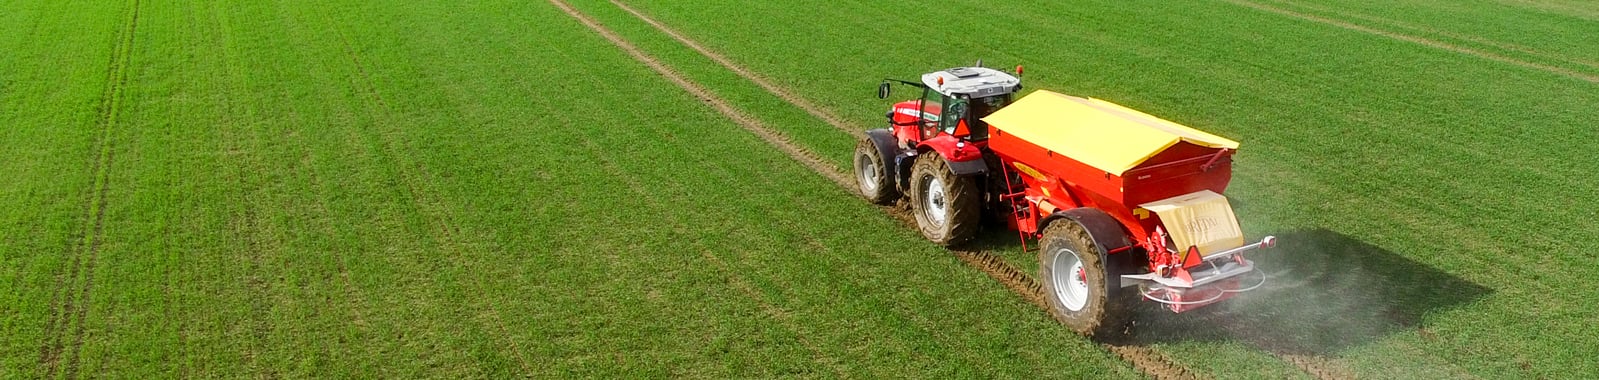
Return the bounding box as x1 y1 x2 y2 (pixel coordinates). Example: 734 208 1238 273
1142 190 1245 256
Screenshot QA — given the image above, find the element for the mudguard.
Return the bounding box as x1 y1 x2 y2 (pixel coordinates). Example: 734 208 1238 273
863 129 908 190
947 158 988 176
916 135 988 176
864 128 901 162
1043 208 1143 285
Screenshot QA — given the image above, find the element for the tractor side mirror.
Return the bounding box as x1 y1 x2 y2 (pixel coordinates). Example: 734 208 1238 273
877 82 891 99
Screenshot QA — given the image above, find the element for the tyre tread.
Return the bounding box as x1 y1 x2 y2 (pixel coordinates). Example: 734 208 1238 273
853 138 899 204
910 154 979 246
1038 219 1133 338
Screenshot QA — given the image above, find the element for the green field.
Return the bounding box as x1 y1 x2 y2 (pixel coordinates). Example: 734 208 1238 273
4 0 1597 378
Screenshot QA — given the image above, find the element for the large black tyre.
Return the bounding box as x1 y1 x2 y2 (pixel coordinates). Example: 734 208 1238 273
909 154 980 246
853 138 899 204
1038 219 1132 338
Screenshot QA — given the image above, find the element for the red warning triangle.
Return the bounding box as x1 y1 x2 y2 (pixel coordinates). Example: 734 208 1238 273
1181 245 1202 267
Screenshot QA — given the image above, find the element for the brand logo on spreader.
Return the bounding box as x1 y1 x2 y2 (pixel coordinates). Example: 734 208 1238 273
1185 216 1218 235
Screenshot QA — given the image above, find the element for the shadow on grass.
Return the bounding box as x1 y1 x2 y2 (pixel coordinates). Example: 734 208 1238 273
1110 228 1492 355
958 222 1489 355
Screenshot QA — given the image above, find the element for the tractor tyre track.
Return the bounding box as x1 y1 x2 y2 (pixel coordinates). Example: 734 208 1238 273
314 5 533 374
1223 0 1599 84
64 157 116 380
37 163 97 378
607 0 855 135
950 249 1197 380
39 0 141 377
549 0 850 190
542 5 850 371
1270 0 1599 73
598 3 1365 379
1278 354 1355 380
554 2 1198 378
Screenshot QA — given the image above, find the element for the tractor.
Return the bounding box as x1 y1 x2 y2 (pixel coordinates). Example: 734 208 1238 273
854 65 1277 336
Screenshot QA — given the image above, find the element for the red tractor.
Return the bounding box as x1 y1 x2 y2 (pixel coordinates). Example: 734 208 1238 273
855 66 1277 336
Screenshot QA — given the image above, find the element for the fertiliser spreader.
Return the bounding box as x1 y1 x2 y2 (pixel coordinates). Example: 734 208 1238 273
854 65 1276 336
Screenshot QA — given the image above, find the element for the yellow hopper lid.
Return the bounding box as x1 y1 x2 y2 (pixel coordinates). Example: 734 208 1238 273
982 90 1239 175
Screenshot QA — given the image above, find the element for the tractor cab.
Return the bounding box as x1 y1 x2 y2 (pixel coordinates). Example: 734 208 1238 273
879 66 1022 143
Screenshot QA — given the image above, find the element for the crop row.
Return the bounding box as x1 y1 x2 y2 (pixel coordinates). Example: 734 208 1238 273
566 0 1599 377
1 0 1148 377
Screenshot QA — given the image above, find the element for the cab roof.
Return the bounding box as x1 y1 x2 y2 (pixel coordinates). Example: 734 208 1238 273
921 67 1021 99
982 90 1240 175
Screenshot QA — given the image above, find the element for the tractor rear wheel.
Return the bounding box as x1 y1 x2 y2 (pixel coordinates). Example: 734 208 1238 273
1038 219 1131 338
909 154 979 246
853 138 899 204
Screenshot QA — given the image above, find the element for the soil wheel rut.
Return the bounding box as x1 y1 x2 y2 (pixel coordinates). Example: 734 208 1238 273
548 0 849 190
554 1 1201 378
39 0 141 377
607 0 855 135
596 2 1373 378
1270 0 1599 72
1223 0 1599 84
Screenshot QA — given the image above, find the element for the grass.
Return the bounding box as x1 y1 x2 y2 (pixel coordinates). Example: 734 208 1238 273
0 0 128 376
2 0 1139 378
7 0 1598 378
565 0 1599 378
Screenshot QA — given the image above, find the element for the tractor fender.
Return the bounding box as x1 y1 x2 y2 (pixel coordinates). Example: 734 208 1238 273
864 129 914 190
1041 208 1134 255
1042 208 1144 284
915 135 987 176
863 128 902 164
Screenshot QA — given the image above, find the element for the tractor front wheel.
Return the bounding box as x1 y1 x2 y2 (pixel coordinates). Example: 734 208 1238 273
853 138 899 204
1038 219 1131 338
909 154 979 246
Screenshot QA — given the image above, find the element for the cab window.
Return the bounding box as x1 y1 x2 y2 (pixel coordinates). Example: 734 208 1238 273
964 94 1012 140
942 96 968 134
918 88 946 137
